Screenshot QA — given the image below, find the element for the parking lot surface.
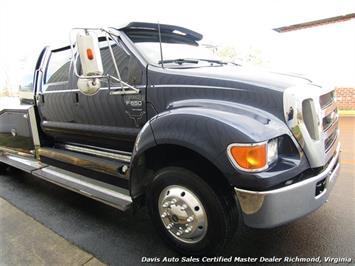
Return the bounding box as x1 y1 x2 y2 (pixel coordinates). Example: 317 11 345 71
0 198 104 266
0 117 354 265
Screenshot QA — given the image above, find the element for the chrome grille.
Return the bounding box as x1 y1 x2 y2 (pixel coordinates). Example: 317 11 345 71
322 109 338 131
325 129 337 152
320 90 339 163
320 90 335 109
284 84 339 168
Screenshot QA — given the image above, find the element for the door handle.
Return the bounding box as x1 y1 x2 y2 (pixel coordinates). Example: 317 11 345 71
74 92 79 103
37 94 45 103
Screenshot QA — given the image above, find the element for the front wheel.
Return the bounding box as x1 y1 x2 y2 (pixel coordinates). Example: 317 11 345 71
146 167 238 255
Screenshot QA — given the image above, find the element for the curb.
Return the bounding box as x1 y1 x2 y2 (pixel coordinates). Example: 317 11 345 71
339 110 355 117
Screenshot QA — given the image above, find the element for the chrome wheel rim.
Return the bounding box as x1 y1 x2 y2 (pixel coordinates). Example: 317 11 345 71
158 185 208 243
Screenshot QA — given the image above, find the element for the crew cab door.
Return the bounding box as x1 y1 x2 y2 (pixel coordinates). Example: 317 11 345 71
71 36 147 151
36 47 76 137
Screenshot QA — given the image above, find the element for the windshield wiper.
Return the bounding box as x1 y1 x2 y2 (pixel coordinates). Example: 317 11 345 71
158 58 199 65
193 58 227 65
158 58 227 67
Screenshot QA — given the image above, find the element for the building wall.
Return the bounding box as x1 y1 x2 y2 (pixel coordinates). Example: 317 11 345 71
336 87 355 110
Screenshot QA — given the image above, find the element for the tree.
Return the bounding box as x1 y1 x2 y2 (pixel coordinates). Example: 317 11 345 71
0 68 11 96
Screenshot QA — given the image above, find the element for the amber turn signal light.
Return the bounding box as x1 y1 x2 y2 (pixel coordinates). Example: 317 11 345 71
228 143 267 171
86 48 94 60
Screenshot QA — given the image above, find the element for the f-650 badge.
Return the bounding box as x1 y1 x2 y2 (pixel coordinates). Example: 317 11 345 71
124 94 144 108
126 100 143 107
124 95 144 107
124 94 145 127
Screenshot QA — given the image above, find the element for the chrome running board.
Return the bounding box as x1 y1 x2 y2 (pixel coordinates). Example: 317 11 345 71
0 153 44 173
0 153 132 211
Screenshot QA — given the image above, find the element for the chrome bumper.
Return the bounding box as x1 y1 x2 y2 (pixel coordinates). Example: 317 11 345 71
235 144 340 228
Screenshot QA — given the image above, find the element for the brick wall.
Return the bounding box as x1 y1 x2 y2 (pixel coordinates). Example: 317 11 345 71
336 87 355 110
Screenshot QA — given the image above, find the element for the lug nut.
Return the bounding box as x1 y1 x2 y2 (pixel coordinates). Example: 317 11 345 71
162 202 169 208
187 216 194 222
166 223 174 230
161 212 168 218
181 204 188 210
176 230 184 236
171 198 177 204
185 226 192 233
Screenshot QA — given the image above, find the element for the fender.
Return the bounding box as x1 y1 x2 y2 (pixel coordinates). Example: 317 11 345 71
129 121 156 197
129 99 301 197
151 98 290 150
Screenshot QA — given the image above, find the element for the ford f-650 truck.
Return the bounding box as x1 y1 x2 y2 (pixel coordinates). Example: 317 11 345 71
0 22 340 255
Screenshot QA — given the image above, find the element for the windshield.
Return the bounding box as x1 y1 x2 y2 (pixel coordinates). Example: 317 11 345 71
135 42 220 66
125 30 222 67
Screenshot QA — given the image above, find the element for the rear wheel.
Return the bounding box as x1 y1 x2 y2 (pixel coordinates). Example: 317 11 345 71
146 167 238 255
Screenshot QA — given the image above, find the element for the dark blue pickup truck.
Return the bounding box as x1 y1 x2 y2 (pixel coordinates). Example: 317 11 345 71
0 22 340 255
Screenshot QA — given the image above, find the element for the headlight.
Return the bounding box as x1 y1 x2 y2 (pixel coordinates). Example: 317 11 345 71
267 138 278 165
227 138 278 172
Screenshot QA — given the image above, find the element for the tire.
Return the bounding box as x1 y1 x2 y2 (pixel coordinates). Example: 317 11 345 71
146 166 238 255
0 162 8 174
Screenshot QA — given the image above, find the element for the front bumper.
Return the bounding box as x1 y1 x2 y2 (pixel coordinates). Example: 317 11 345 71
235 143 340 228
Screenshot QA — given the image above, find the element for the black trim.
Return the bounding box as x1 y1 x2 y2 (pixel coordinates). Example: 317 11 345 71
42 121 139 140
52 45 71 53
119 22 203 41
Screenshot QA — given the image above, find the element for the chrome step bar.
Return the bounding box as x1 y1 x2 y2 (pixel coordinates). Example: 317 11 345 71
62 144 131 163
32 166 132 210
0 152 44 173
0 153 132 211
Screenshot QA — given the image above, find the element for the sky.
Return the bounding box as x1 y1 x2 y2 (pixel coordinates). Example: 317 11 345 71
0 0 354 89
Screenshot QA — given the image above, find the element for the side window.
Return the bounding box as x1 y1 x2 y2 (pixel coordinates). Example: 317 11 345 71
99 41 130 87
75 39 143 88
45 49 71 84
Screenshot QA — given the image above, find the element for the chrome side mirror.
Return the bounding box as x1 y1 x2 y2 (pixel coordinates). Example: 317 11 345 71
76 31 103 95
70 28 140 96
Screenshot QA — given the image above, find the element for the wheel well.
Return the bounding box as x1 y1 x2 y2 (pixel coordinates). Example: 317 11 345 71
130 144 234 202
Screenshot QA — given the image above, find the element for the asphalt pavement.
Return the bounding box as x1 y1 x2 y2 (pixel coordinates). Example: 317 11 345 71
0 198 104 266
0 117 354 265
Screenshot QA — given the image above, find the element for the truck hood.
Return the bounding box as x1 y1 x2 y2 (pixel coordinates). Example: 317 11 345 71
172 65 313 91
148 64 316 122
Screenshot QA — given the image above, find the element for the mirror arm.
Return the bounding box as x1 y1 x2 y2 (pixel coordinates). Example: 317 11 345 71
105 32 125 93
107 75 111 94
69 28 140 95
72 52 81 79
108 76 140 94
